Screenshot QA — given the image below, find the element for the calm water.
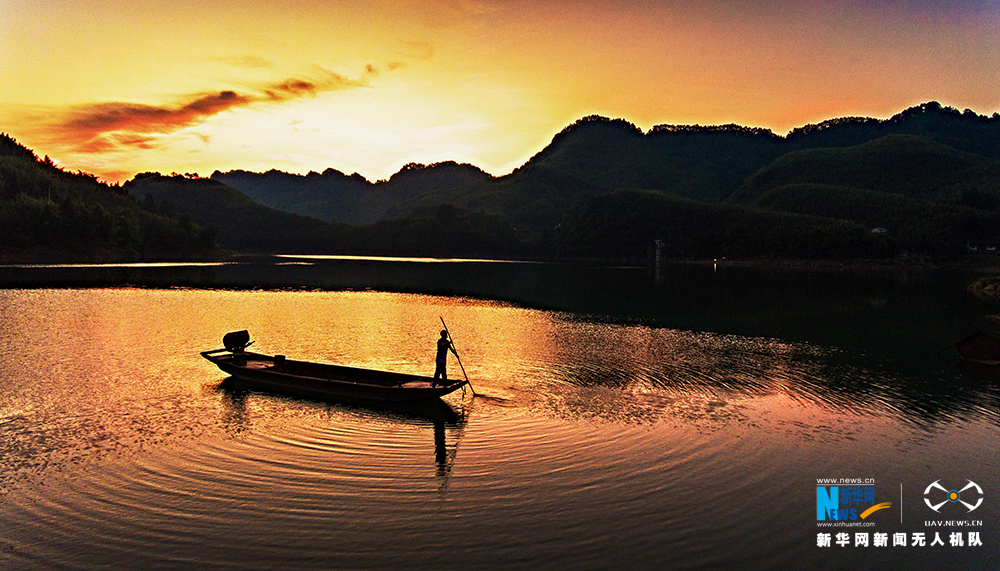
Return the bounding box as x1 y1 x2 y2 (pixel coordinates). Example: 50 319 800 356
1 258 999 570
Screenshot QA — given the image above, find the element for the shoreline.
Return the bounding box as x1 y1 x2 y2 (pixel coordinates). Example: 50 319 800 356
6 249 1000 272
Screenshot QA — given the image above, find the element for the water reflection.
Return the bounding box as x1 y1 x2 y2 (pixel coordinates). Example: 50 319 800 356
434 420 460 492
217 384 250 437
2 286 999 571
3 256 990 356
216 376 466 425
214 377 468 488
514 316 1000 432
3 281 998 438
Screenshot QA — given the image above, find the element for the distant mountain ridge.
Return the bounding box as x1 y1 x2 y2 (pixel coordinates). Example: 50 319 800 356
213 102 1000 237
522 101 1000 202
212 161 491 225
7 100 1000 262
123 173 344 253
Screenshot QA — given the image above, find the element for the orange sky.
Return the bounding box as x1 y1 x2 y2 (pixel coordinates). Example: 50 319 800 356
2 0 998 183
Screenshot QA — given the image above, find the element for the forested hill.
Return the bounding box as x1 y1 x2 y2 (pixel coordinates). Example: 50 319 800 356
783 102 1000 158
114 102 1000 262
727 135 995 204
205 103 1000 235
715 134 1000 259
0 134 219 262
122 173 345 254
517 116 786 204
555 126 1000 260
211 161 492 225
7 101 1000 263
514 101 1000 205
124 173 519 258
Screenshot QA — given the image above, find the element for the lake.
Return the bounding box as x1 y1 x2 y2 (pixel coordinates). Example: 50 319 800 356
1 256 998 570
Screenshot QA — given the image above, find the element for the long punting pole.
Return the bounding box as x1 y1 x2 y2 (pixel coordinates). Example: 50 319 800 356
440 316 477 398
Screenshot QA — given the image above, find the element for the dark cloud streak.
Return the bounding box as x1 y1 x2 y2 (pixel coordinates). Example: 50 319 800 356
55 67 380 154
65 91 251 134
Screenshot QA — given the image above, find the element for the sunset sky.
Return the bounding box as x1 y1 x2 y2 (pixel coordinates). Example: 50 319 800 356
2 0 998 183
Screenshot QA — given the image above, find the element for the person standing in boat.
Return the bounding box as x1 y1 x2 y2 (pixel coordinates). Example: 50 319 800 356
433 330 457 386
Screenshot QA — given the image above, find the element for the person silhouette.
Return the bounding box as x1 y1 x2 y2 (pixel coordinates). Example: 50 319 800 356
433 329 457 386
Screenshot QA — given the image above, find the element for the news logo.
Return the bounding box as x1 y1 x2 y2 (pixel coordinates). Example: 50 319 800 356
817 485 892 521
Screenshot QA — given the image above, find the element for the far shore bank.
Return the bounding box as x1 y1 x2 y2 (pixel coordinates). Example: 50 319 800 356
0 248 232 266
7 249 1000 273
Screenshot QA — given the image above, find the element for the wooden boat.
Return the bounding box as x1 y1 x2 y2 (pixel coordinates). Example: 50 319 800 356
202 330 469 402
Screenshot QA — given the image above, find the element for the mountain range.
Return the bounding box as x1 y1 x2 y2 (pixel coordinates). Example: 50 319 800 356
4 101 1000 262
210 102 1000 239
207 101 1000 259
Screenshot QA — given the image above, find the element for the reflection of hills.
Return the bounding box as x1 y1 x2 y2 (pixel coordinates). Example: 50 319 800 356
528 316 1000 433
6 257 998 430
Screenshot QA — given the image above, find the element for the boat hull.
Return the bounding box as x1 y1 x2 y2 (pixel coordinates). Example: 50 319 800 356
201 349 469 403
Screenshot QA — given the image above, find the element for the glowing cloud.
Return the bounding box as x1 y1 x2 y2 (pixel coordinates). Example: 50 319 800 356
1 0 996 183
48 67 379 154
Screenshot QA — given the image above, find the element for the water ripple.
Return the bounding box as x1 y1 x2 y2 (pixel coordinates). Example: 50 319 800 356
3 288 999 571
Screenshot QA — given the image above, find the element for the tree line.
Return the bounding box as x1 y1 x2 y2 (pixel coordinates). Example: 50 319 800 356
1 134 218 261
